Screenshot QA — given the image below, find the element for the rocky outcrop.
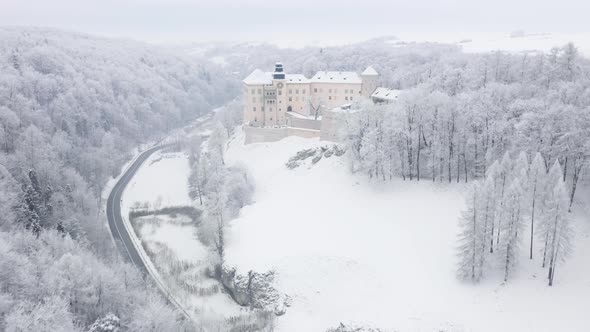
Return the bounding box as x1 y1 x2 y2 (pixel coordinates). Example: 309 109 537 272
286 145 346 169
326 323 383 332
220 265 291 316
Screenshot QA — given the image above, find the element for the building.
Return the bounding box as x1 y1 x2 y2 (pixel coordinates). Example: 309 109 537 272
370 87 401 104
242 63 379 127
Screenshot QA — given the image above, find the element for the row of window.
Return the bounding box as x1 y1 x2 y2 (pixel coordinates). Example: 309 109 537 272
313 88 360 94
250 87 361 95
251 95 355 103
252 107 281 112
252 116 285 123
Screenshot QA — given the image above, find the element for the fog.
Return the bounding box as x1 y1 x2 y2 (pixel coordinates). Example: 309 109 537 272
2 0 589 44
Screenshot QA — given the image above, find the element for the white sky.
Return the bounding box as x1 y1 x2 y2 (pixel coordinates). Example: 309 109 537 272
2 0 589 45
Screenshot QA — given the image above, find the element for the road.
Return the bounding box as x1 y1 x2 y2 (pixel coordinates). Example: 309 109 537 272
105 113 213 321
106 144 169 274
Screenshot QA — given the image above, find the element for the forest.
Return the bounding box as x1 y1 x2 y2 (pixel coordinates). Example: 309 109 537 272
0 27 238 331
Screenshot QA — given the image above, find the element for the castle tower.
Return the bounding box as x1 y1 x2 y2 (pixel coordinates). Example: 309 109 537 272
273 62 285 79
360 65 379 97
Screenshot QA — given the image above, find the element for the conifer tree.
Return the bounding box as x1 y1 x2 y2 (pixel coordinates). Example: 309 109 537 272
542 181 573 286
457 181 484 281
495 152 513 248
500 179 525 281
528 153 546 259
541 160 564 267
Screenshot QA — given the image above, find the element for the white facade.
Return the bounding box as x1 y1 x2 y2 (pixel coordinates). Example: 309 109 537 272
243 63 379 127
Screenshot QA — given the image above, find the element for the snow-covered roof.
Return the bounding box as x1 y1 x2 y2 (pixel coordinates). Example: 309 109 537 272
371 87 401 101
310 71 362 84
361 66 379 76
243 69 273 85
286 74 310 84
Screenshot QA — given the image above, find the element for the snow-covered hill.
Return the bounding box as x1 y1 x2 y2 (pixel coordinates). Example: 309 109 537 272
388 32 590 56
224 134 590 332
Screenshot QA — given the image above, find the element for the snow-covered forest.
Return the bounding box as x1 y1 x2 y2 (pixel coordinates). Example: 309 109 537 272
204 39 589 215
0 27 238 330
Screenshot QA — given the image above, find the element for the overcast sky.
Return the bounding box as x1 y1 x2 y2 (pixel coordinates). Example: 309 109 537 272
2 0 589 45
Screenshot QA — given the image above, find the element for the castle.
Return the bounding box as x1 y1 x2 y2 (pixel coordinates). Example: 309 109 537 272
242 62 379 128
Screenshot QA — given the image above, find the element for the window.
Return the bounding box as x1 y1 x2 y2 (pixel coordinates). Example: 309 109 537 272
314 88 318 93
296 89 299 94
289 97 292 101
289 89 292 94
329 96 332 100
328 89 332 93
258 89 262 94
344 89 348 94
303 89 306 94
345 96 348 101
278 90 282 95
251 89 255 94
350 96 353 101
334 89 337 94
253 107 256 112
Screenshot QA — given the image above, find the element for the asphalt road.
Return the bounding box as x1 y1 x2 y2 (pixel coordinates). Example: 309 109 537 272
106 144 169 274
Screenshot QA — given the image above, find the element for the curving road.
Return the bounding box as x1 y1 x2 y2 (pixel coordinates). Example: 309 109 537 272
106 144 169 274
106 113 213 322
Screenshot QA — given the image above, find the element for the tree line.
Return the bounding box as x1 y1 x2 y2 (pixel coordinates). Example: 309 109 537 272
342 43 589 210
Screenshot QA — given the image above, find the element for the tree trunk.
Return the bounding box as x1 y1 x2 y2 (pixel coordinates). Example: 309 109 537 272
416 126 422 181
530 182 537 259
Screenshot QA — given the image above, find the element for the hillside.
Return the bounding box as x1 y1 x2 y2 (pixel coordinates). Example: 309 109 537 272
224 134 590 332
0 27 236 330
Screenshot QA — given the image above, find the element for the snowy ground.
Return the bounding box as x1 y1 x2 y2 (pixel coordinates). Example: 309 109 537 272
121 150 243 322
224 133 590 332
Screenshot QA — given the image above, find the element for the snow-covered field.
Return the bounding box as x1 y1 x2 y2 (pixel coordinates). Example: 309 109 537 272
225 134 590 332
123 151 193 211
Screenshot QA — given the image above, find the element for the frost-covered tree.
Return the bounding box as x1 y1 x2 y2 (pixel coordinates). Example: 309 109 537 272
88 313 120 332
499 179 525 281
541 160 565 268
477 175 496 273
457 181 485 281
542 181 573 286
4 296 75 332
527 153 546 259
494 151 513 248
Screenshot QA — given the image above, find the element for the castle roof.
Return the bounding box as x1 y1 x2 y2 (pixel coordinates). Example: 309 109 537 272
311 71 362 84
243 69 273 85
361 66 379 76
371 87 400 101
286 74 310 84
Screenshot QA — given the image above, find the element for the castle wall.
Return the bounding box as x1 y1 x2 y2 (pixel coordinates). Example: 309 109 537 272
284 82 311 116
309 82 362 109
244 126 320 144
287 115 322 131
